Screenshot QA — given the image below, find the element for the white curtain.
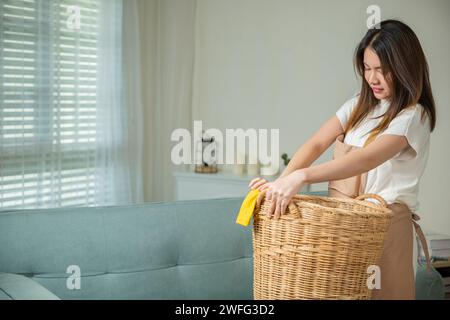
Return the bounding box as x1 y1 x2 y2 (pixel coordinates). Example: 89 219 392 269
122 0 145 204
138 0 197 202
96 0 145 205
0 0 144 208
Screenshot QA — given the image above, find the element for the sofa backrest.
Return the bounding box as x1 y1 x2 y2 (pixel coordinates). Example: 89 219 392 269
0 197 253 299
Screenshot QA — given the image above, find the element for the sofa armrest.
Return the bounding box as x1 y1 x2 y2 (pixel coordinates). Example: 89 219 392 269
0 273 60 300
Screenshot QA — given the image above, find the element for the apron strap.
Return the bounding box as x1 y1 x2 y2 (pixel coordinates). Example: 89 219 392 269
411 213 432 271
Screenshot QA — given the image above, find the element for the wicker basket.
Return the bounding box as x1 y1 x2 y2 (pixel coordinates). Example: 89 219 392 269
252 192 393 300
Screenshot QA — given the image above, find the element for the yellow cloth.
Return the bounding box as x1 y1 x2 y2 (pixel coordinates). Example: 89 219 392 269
235 189 260 227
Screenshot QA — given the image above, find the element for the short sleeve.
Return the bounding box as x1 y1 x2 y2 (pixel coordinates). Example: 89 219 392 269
336 95 359 130
378 105 430 158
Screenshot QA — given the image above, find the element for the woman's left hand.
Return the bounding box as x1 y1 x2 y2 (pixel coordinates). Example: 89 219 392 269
265 170 307 220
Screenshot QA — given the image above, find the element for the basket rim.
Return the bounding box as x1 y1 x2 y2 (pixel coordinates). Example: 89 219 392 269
256 193 393 218
297 194 393 213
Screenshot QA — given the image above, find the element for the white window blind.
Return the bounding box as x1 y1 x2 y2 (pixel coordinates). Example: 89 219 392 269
0 0 110 209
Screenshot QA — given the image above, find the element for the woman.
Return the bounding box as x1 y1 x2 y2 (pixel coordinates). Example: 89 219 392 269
249 19 436 300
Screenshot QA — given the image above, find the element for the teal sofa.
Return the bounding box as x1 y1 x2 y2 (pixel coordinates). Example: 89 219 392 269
0 197 255 300
0 192 441 300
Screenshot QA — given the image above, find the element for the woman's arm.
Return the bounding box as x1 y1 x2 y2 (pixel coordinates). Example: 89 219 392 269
279 115 344 178
295 134 409 184
250 115 343 190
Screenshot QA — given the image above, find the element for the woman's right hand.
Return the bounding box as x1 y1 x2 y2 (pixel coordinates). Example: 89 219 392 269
248 177 270 191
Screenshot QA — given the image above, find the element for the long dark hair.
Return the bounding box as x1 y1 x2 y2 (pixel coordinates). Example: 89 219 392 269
346 19 436 140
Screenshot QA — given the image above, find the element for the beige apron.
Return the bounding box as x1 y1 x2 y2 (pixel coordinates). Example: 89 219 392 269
328 133 431 300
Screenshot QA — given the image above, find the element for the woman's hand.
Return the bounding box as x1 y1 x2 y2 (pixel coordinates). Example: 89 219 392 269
248 177 271 191
249 177 272 214
264 170 307 220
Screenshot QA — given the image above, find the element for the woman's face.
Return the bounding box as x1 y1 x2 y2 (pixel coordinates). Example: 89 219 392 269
364 47 391 100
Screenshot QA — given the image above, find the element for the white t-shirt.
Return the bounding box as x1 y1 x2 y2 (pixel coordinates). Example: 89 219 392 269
335 95 431 212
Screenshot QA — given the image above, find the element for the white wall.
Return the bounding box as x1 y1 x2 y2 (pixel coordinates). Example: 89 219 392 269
191 0 450 234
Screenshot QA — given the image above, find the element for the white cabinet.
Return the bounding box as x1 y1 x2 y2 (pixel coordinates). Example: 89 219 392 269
174 170 321 200
174 171 271 200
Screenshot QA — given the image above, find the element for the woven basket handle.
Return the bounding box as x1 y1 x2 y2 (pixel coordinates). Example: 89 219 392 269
354 193 388 207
